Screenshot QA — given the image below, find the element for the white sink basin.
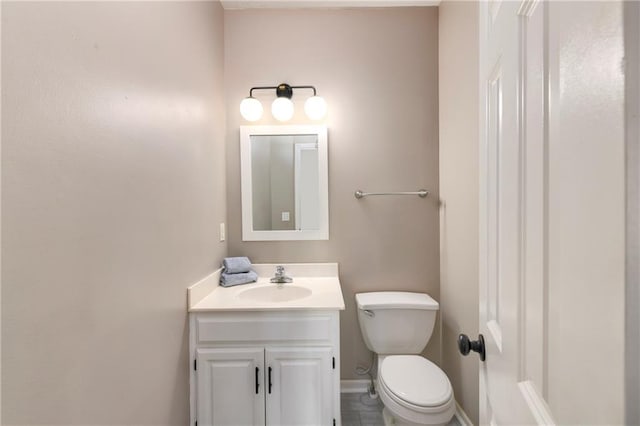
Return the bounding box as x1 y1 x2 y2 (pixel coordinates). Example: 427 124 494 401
237 285 312 303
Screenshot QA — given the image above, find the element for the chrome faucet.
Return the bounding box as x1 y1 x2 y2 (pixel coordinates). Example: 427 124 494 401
270 265 293 284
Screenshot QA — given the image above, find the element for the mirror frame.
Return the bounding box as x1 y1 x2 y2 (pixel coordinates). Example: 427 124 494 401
240 125 329 241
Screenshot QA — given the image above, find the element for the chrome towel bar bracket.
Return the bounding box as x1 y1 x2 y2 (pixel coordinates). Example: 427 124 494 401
354 189 429 199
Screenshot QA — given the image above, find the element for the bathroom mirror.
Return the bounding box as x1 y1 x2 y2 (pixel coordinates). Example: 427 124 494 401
240 125 329 241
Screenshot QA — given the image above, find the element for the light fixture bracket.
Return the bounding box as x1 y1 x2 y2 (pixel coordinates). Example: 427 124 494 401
276 84 293 99
248 83 317 98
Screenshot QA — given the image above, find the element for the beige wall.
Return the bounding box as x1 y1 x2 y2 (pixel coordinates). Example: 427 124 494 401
251 136 273 230
625 2 640 424
1 2 226 424
438 1 479 423
224 8 441 378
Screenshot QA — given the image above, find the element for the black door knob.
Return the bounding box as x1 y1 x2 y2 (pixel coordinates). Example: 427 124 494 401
458 333 486 361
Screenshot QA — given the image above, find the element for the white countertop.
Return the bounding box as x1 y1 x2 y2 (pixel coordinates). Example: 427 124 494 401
188 263 345 312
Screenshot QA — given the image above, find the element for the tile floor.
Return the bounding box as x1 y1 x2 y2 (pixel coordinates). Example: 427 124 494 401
340 392 461 426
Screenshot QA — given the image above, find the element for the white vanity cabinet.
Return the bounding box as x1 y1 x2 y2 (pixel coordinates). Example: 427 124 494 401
189 310 341 426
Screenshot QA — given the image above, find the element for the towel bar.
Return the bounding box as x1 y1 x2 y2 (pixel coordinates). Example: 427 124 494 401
354 189 429 199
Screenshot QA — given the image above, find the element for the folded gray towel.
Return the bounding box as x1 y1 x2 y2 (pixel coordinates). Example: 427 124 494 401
220 270 258 287
222 256 252 274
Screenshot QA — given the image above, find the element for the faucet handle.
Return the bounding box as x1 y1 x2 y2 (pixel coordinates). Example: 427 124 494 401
271 265 292 284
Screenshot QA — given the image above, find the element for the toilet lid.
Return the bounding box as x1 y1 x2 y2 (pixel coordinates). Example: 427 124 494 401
380 355 452 408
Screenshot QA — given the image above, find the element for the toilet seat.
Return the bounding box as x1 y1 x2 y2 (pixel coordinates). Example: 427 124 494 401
380 355 452 408
377 355 455 425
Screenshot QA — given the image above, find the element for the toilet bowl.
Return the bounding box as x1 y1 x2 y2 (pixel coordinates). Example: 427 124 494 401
355 292 455 426
377 355 455 426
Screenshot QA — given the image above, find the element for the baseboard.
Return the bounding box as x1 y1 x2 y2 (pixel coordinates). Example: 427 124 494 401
340 379 370 394
454 400 474 426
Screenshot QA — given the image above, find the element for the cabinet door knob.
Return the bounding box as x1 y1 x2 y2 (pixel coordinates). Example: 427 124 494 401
268 366 273 394
458 333 486 361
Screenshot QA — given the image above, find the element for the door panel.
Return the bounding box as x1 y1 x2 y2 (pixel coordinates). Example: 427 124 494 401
479 0 544 424
545 2 625 423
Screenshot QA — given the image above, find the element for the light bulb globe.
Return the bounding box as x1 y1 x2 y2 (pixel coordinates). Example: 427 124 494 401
304 96 327 120
240 97 263 122
271 97 294 122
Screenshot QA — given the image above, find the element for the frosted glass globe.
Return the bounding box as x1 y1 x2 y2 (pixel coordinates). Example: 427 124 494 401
240 97 263 122
304 96 327 120
271 97 294 122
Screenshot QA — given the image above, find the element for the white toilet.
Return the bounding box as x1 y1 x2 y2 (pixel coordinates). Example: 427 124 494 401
355 291 455 426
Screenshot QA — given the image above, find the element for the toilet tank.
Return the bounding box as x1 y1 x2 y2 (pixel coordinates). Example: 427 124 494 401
355 292 439 355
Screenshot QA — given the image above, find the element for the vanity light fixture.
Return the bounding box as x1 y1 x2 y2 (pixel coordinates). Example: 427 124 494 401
240 83 327 122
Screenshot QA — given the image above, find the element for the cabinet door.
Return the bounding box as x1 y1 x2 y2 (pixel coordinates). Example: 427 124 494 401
265 347 333 426
196 348 265 426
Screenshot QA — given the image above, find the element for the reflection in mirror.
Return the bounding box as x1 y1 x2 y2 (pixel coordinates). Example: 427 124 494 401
240 125 328 241
251 134 319 231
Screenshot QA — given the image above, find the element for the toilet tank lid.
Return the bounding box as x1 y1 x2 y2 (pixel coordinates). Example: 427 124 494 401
355 292 439 310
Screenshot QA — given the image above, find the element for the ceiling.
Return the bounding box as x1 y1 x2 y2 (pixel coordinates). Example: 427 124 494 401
220 0 440 9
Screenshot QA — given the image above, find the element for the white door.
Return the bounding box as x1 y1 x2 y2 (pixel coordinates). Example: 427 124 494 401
479 1 536 423
294 141 320 231
196 348 265 426
265 347 333 426
479 1 625 424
